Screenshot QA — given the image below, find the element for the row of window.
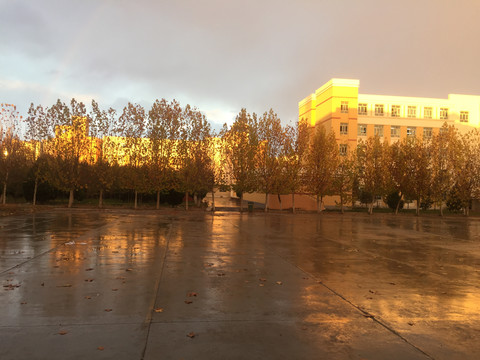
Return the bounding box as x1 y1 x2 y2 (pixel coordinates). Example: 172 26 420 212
342 101 469 122
340 123 436 138
338 126 438 155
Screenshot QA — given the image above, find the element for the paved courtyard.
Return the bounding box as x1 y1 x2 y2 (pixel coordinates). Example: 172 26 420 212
0 209 479 359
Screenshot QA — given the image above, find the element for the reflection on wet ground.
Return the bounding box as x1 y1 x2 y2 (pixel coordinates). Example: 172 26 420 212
0 210 479 359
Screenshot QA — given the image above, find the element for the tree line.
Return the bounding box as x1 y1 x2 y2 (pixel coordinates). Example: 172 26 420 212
0 100 479 215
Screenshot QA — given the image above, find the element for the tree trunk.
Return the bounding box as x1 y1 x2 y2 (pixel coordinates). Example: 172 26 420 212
440 201 444 217
33 177 38 207
194 193 198 207
134 189 138 209
292 193 295 214
2 181 7 205
316 195 321 214
278 194 282 211
395 192 403 215
68 189 74 208
416 197 421 216
185 191 189 210
264 192 268 213
368 196 374 215
340 197 344 214
240 193 243 213
211 187 215 212
99 189 103 208
156 190 160 210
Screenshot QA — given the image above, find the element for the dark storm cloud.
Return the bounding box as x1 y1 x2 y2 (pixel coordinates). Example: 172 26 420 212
1 0 480 126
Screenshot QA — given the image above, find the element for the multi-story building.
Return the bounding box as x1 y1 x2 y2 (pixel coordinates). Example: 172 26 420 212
299 78 480 154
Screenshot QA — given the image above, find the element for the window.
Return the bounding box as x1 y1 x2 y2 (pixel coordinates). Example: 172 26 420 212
339 144 348 156
440 108 449 120
424 107 433 119
374 125 384 137
460 111 469 122
358 124 367 136
391 105 401 117
391 126 400 138
407 127 416 137
375 104 384 116
439 127 448 134
341 101 349 113
407 106 417 118
358 103 367 115
423 127 433 139
340 123 348 135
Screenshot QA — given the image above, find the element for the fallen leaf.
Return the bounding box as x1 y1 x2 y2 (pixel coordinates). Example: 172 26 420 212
104 309 113 312
57 284 72 288
112 251 119 253
217 273 226 276
20 302 27 305
187 292 198 297
97 346 104 351
184 300 193 304
276 281 283 285
41 282 45 286
85 268 94 271
112 288 118 291
154 308 164 313
126 268 133 272
58 330 68 335
259 278 266 282
84 279 94 282
187 332 195 338
259 284 265 287
408 322 415 326
85 296 91 299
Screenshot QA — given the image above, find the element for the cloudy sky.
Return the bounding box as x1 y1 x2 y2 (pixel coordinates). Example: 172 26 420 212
1 0 480 130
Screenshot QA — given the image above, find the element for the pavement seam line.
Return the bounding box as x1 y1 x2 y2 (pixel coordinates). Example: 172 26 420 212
231 215 436 360
140 221 174 360
272 249 436 360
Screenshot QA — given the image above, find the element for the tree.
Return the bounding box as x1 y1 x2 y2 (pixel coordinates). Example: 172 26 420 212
282 120 309 213
386 140 408 214
356 136 389 215
206 133 229 212
118 102 148 209
401 137 432 216
256 109 284 212
147 99 181 209
0 104 25 204
25 103 55 206
304 126 339 213
46 99 91 208
88 100 119 208
221 109 259 212
452 130 479 216
331 151 356 214
431 125 458 216
176 105 212 210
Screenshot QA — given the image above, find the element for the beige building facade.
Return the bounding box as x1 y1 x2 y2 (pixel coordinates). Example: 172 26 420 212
299 78 480 155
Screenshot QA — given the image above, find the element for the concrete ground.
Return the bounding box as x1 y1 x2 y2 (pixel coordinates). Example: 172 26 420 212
0 209 479 359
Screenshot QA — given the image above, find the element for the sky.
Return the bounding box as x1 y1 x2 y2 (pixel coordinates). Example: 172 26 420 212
2 0 480 132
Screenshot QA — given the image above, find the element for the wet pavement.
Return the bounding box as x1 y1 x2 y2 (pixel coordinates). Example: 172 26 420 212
0 209 479 359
